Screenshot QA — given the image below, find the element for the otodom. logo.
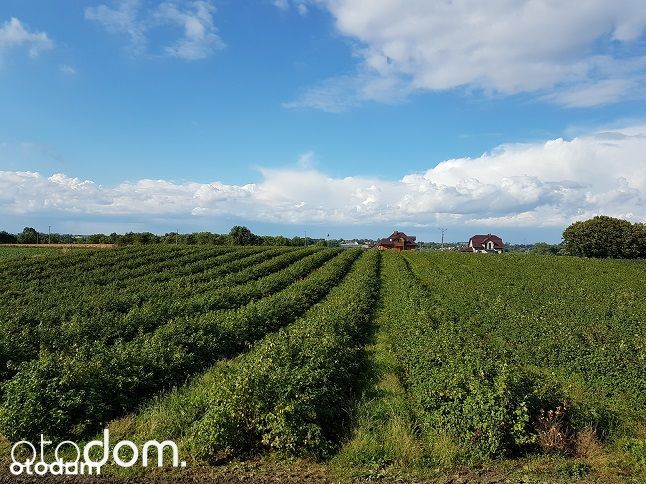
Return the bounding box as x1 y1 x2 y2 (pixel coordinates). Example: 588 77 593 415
10 429 186 476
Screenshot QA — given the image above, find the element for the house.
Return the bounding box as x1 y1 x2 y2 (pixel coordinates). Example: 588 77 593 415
340 240 360 248
377 231 417 251
463 234 504 253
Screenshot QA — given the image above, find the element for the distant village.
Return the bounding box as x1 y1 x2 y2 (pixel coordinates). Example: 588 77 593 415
2 225 562 254
340 230 506 253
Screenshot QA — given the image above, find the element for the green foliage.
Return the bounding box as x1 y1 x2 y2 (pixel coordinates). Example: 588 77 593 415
16 227 38 244
228 226 259 245
109 250 380 461
563 215 645 258
0 247 361 440
624 438 646 469
530 242 560 255
186 251 379 459
97 250 379 465
0 225 336 247
402 251 646 464
376 253 544 463
0 242 643 478
0 231 17 244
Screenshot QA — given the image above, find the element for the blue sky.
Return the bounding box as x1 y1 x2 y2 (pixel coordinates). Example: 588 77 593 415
1 1 645 242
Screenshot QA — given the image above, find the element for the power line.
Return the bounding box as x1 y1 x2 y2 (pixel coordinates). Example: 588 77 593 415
439 227 448 247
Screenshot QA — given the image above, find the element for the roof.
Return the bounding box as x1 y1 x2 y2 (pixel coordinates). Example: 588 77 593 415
468 234 504 249
385 230 416 242
378 230 417 247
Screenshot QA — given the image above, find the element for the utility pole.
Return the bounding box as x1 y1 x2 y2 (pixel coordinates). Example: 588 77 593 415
304 230 307 247
176 229 179 246
439 227 448 248
48 226 51 244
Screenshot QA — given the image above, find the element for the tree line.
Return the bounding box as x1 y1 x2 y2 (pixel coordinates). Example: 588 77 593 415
0 225 341 247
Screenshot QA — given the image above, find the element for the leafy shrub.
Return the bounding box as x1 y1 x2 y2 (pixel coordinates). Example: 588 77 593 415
563 215 645 259
184 250 380 459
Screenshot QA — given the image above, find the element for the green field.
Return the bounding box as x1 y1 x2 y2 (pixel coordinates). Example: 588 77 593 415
0 246 74 260
0 247 644 482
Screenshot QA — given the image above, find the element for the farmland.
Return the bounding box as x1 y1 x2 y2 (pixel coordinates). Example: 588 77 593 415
0 246 77 260
0 246 644 482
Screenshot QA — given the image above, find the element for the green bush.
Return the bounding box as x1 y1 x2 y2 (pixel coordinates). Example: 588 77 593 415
563 215 645 259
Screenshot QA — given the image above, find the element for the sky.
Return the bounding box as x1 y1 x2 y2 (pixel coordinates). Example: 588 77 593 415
1 0 645 243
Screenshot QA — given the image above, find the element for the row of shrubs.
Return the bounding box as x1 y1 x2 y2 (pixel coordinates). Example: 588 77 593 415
0 249 362 441
0 247 328 382
108 249 380 462
0 244 210 288
380 252 577 464
0 247 295 327
399 250 646 464
0 246 262 300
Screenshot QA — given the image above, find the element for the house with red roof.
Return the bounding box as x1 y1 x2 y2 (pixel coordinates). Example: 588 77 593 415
463 234 504 253
377 230 417 252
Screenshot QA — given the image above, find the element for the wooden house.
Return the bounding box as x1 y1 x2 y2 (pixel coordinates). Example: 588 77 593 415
377 231 417 251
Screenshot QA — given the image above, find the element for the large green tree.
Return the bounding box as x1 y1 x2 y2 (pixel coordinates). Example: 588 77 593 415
16 227 39 244
229 225 260 245
562 216 645 258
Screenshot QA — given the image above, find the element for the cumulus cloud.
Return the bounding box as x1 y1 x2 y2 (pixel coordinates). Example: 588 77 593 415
1 125 645 228
85 0 224 60
284 0 646 110
0 17 53 58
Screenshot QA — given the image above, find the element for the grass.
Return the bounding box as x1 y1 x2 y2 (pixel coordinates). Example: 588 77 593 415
331 320 426 480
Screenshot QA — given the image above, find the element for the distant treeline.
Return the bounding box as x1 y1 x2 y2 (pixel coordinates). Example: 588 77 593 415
0 226 345 247
2 215 643 258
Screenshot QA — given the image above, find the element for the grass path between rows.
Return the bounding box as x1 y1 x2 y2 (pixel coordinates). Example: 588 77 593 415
331 252 426 481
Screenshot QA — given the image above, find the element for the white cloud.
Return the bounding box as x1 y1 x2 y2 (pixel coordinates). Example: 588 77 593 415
296 150 316 168
59 64 77 76
85 0 224 60
273 0 309 15
0 17 53 58
272 0 290 10
154 1 224 60
85 0 146 55
1 125 645 228
286 0 646 110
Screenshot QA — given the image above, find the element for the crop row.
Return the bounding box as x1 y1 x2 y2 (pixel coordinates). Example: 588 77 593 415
0 245 255 300
0 247 289 325
108 249 380 461
0 248 362 441
393 251 646 463
404 252 646 426
379 253 550 463
0 247 326 381
0 244 194 287
42 246 338 352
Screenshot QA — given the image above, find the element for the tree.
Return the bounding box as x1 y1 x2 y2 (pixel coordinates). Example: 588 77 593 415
0 231 17 244
562 216 644 259
626 223 646 258
229 226 258 246
17 227 38 244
